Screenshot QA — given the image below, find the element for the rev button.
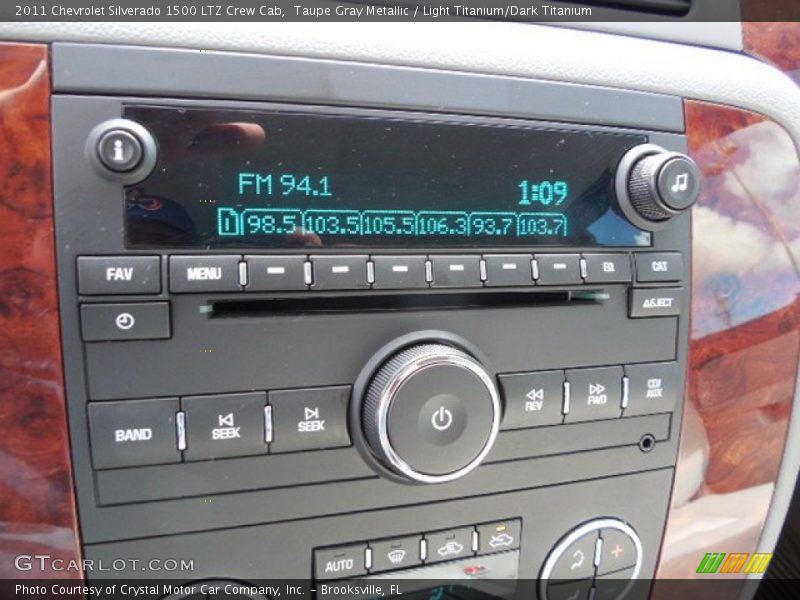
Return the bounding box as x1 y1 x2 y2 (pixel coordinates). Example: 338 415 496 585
499 370 565 429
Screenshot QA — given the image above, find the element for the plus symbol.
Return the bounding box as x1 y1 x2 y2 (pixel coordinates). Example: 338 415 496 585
612 544 625 559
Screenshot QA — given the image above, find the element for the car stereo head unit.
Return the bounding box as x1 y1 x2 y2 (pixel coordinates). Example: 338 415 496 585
53 72 694 588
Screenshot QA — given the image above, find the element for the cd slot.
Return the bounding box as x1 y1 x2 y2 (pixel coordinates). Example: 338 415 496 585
209 289 605 318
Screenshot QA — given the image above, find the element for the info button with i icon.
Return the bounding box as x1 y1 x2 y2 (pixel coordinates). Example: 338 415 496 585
96 128 144 173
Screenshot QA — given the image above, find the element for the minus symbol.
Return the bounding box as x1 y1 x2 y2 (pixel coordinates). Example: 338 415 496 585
332 266 350 274
501 263 517 270
553 263 567 270
449 264 465 272
392 265 409 273
267 267 286 275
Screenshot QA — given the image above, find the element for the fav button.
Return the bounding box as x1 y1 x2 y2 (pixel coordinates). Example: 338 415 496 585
181 392 267 461
425 528 474 564
499 370 565 429
169 255 242 293
369 536 422 572
268 386 351 453
80 302 170 342
565 366 623 423
88 398 180 469
77 256 161 295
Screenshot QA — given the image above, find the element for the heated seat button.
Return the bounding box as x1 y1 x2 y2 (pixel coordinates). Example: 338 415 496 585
477 519 521 555
182 392 267 461
629 287 683 317
484 254 534 287
430 255 482 288
89 398 180 469
624 362 680 417
582 254 632 284
311 255 369 290
635 252 683 282
78 256 161 295
372 255 428 289
536 254 582 286
425 528 474 564
169 255 242 293
245 255 307 291
268 386 351 453
80 302 170 342
565 366 623 423
314 544 367 580
370 536 422 572
499 370 564 429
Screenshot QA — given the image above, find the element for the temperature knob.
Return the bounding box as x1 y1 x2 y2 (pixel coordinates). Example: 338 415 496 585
616 144 701 231
362 343 501 484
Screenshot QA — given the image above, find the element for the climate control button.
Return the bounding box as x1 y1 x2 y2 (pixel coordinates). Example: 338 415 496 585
362 343 500 484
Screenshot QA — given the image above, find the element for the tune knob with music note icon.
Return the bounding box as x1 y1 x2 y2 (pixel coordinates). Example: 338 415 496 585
615 144 701 231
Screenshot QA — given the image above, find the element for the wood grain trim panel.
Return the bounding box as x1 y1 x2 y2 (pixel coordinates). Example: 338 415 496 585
655 100 800 580
0 43 82 578
744 22 800 85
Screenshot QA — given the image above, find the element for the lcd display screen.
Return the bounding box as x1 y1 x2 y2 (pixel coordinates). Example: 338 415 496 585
124 106 651 248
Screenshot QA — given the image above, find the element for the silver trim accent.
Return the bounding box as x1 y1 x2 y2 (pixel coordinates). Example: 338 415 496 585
579 258 588 280
479 259 487 282
238 261 248 287
594 536 603 567
540 518 643 600
562 381 571 416
424 260 433 283
472 530 479 552
365 547 373 570
176 411 187 451
621 376 630 410
303 261 313 286
531 259 539 281
369 346 502 484
420 539 428 561
367 261 375 285
264 405 273 444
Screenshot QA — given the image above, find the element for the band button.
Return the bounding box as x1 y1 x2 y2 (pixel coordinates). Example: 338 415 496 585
88 398 180 469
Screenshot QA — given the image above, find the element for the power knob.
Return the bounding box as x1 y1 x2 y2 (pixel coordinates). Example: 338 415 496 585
615 144 701 231
361 343 501 484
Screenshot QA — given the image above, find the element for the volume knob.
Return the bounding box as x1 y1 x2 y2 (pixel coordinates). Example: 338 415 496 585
362 343 501 484
616 144 701 231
